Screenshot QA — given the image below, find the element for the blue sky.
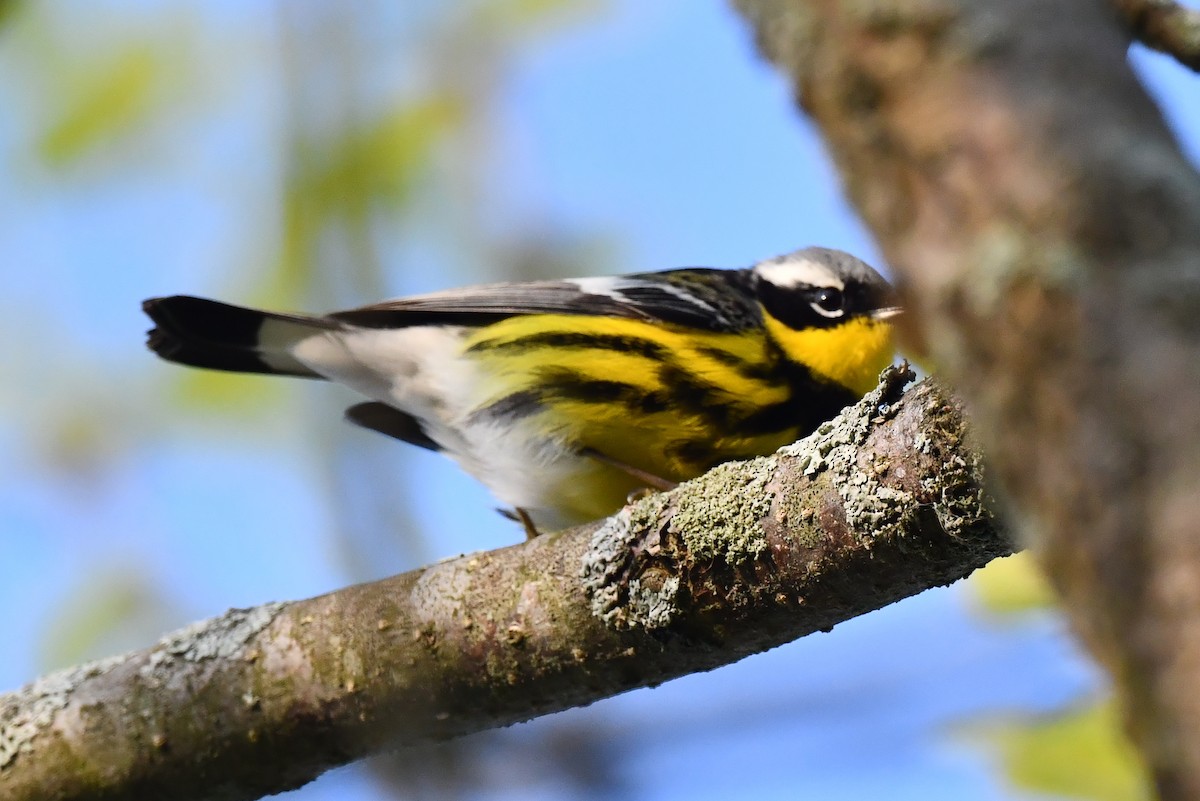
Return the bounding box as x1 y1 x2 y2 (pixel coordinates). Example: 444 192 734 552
2 1 1196 799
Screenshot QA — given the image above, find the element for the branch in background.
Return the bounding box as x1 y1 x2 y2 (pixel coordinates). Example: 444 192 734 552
731 0 1200 797
0 371 1009 801
1115 0 1200 72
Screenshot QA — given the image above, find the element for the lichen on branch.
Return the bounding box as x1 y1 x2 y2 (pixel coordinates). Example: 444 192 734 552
0 370 1008 801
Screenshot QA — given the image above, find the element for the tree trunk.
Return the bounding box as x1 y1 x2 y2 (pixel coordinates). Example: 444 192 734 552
731 1 1200 797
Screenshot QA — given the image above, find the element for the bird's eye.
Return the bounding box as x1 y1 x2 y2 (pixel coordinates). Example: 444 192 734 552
810 287 845 317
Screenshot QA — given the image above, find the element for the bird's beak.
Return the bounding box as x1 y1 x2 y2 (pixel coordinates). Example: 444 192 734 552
871 306 903 321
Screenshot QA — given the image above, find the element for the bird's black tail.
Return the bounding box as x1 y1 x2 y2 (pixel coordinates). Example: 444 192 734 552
143 295 334 378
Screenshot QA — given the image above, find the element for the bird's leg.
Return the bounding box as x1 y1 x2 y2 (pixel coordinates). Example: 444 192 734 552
497 507 542 539
515 507 540 540
581 448 678 492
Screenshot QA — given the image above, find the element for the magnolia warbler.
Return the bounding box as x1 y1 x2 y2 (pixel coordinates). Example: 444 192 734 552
143 247 899 533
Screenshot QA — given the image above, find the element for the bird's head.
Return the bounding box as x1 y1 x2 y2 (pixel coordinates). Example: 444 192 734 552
753 247 900 396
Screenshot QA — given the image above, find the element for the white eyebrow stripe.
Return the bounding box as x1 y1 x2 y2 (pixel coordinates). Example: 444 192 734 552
755 257 843 290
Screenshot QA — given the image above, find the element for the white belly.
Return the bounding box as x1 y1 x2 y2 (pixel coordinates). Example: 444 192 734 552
287 324 630 529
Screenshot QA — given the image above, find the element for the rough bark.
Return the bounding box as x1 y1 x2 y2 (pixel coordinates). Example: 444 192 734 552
0 372 1009 801
731 0 1200 797
1116 0 1200 71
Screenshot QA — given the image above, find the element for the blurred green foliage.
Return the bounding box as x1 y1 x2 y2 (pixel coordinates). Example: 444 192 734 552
474 0 601 35
971 552 1058 616
169 369 288 417
0 0 21 31
970 701 1152 801
39 45 165 165
969 554 1152 800
39 568 181 671
319 98 465 209
274 95 465 296
4 1 1162 798
9 2 612 798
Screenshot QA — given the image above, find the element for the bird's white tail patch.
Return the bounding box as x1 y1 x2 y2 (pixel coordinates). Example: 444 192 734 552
257 318 329 375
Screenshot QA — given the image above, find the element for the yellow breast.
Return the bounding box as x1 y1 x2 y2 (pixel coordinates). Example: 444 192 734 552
762 315 895 396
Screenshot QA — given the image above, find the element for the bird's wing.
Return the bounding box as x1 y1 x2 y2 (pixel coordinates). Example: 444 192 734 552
329 268 762 332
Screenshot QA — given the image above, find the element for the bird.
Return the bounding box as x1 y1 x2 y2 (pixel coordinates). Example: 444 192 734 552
143 247 899 534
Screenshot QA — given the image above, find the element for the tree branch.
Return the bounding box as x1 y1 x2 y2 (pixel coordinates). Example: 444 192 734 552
731 0 1200 797
1115 0 1200 72
0 371 1009 801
